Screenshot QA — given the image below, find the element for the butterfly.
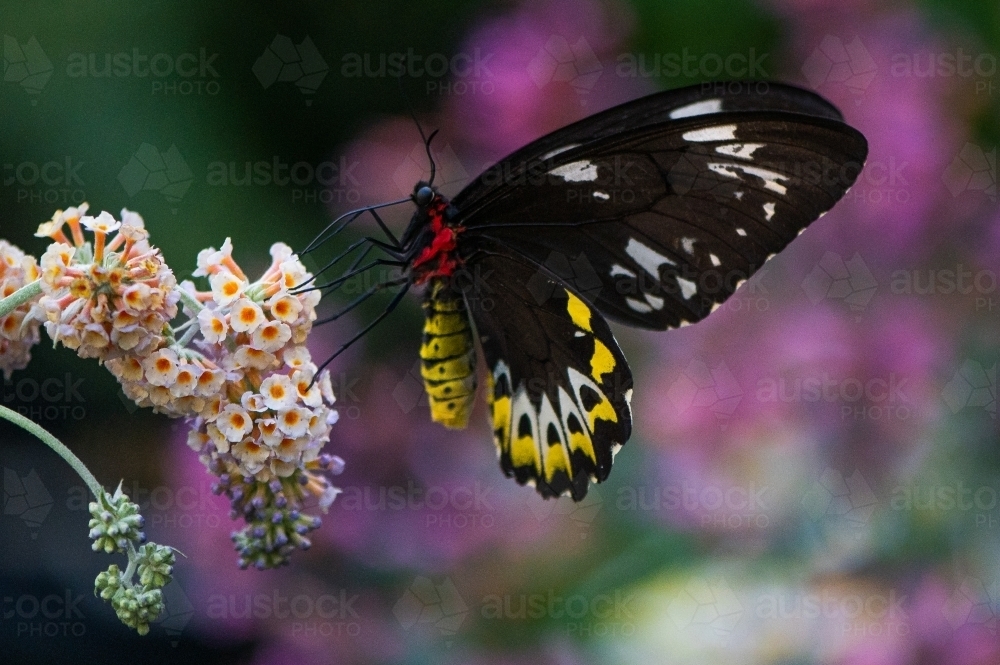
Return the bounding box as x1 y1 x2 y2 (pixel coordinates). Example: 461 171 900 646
304 81 868 501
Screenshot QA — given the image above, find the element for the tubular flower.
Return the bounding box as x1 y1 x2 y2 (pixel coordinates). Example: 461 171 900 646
34 207 178 362
16 206 344 570
0 241 42 378
186 361 338 478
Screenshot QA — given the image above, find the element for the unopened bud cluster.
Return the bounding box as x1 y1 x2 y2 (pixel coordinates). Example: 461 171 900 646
91 485 175 635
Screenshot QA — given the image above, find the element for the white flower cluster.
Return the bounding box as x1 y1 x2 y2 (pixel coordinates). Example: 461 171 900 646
0 241 42 378
34 205 178 362
0 204 345 569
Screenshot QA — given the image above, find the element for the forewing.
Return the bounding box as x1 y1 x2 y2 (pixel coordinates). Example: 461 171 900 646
452 81 846 212
463 246 633 500
454 112 868 329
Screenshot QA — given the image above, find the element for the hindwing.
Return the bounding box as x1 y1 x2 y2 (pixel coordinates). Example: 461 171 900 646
462 245 632 500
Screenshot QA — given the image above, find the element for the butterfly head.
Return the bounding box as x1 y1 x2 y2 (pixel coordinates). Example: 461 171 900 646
413 182 435 208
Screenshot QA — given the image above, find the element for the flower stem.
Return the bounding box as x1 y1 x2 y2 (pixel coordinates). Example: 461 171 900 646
0 280 42 319
176 287 204 315
0 403 102 498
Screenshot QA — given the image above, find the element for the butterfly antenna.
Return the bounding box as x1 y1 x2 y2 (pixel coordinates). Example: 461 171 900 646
396 76 440 185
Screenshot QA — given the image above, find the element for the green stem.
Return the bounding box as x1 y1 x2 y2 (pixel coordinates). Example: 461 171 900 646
176 287 204 315
175 321 200 348
0 403 103 499
0 280 42 319
123 542 139 582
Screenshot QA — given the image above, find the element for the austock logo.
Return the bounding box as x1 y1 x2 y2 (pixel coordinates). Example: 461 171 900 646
801 468 877 529
340 47 495 97
2 373 87 422
891 265 997 312
754 586 908 636
801 251 877 316
756 372 913 422
614 48 769 80
3 156 86 206
942 577 999 634
3 35 53 103
3 467 53 539
65 47 221 96
481 585 636 637
666 359 743 430
891 479 1000 529
335 479 496 529
667 577 743 643
254 35 328 105
616 481 771 530
527 35 602 105
154 582 194 646
65 479 224 530
206 587 361 637
801 35 877 101
942 359 996 419
2 588 87 638
942 143 996 200
118 143 194 205
206 154 361 205
394 576 468 642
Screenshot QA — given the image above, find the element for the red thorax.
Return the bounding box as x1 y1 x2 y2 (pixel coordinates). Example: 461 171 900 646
411 197 463 284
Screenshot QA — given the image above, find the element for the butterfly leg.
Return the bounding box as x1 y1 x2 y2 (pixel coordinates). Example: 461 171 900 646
301 197 411 254
367 208 401 249
315 277 409 325
312 281 412 375
308 258 407 294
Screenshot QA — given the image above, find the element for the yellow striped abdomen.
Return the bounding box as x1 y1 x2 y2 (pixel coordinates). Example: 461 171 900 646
420 281 476 429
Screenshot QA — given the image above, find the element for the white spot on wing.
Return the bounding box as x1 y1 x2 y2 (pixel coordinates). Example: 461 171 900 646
734 191 744 200
682 124 737 142
709 253 721 267
592 190 610 200
716 143 764 160
540 144 581 160
681 237 696 255
677 277 697 299
669 99 723 119
736 227 747 236
708 162 790 195
549 160 599 182
763 202 775 221
644 293 664 309
625 237 675 278
610 264 636 278
626 297 652 313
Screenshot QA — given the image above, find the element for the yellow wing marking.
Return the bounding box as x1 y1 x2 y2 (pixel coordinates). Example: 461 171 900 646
565 289 593 332
486 369 512 456
558 387 596 463
568 367 618 430
538 395 572 483
509 390 541 474
590 338 616 383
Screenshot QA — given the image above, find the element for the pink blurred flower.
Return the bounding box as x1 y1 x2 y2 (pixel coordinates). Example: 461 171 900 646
784 13 968 261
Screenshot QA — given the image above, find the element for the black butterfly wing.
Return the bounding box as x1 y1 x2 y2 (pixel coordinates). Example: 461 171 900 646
452 81 848 215
453 111 867 330
461 243 632 500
